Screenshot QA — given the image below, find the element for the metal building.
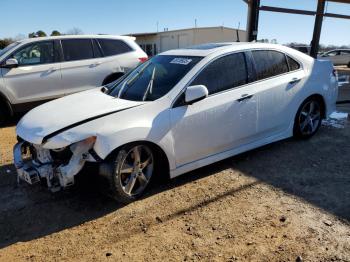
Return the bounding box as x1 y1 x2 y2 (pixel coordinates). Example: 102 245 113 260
128 26 246 56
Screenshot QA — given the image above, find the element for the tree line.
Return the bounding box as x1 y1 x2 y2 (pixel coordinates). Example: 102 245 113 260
0 28 83 49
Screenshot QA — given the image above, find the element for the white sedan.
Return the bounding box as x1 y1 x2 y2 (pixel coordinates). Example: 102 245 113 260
14 43 338 203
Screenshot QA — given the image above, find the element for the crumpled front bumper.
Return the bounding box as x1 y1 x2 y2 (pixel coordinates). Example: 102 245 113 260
13 142 41 185
13 137 97 191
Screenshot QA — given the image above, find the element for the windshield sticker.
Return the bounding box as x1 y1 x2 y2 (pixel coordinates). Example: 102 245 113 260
170 58 192 65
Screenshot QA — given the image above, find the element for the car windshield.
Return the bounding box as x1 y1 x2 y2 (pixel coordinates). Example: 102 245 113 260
108 55 202 101
0 41 20 57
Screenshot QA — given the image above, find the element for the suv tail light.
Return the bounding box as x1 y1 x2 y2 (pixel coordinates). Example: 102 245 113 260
139 57 148 63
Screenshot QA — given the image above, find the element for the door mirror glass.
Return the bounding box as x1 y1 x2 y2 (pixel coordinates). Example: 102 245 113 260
185 85 208 104
3 58 18 68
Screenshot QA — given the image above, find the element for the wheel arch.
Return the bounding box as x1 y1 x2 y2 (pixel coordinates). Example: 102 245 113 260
305 93 326 119
103 140 171 179
0 91 13 117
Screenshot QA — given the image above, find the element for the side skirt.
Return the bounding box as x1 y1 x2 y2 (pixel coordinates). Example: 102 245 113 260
169 127 293 179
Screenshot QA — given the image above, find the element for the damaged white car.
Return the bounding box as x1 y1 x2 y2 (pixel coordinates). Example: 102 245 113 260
14 43 338 203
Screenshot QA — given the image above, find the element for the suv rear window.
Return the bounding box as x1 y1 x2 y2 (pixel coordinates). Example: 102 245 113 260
98 39 133 56
252 50 289 80
61 39 94 61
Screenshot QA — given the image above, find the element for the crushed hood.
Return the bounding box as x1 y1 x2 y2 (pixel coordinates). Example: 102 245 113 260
16 88 144 145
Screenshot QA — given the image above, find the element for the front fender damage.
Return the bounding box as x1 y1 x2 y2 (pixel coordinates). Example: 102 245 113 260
56 137 96 188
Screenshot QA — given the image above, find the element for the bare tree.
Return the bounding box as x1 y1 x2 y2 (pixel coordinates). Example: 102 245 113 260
65 27 84 35
14 34 25 41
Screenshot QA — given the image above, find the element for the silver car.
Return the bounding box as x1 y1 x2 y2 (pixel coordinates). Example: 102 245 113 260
319 49 350 67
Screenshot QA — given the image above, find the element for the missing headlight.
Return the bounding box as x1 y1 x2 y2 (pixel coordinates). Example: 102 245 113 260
50 147 73 165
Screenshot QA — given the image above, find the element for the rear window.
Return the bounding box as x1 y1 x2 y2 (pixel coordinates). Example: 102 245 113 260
252 50 289 80
286 56 300 71
98 39 133 56
61 39 94 61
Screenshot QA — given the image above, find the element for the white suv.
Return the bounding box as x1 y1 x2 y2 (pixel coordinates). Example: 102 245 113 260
0 35 147 123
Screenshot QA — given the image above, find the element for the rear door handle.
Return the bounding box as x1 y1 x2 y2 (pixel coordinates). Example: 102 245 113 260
237 94 253 102
289 77 301 84
47 67 58 73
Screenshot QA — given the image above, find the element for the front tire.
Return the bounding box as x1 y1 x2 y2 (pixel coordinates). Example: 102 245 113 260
105 144 155 203
293 97 323 139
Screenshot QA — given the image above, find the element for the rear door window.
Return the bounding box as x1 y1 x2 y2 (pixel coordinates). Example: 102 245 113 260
61 39 94 61
98 39 133 56
191 52 248 95
252 50 289 80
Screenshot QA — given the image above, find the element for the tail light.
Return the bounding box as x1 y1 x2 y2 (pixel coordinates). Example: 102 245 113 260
139 57 148 63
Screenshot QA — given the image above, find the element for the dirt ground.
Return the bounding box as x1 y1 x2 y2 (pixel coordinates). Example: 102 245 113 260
1 111 350 262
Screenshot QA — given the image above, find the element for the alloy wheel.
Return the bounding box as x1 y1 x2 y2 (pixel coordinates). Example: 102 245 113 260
118 145 154 196
298 100 321 136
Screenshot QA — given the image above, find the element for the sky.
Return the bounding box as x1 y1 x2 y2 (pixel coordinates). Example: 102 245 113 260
0 0 349 45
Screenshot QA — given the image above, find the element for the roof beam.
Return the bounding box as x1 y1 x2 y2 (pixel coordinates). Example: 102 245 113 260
259 6 316 16
259 5 350 20
324 12 350 19
327 0 350 4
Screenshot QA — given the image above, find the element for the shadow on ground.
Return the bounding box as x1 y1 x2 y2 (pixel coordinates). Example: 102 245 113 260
0 122 349 249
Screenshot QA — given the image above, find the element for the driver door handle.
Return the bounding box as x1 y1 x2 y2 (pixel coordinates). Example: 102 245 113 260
289 77 301 84
237 94 253 102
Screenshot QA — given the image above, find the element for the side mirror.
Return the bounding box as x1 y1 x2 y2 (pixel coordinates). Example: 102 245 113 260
185 85 208 105
2 58 18 68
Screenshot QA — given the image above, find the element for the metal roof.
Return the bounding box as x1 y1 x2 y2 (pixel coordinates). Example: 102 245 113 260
126 26 244 38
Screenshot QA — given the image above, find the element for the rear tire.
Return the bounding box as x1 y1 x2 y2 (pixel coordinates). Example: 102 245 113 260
347 61 350 68
293 97 323 139
104 143 155 203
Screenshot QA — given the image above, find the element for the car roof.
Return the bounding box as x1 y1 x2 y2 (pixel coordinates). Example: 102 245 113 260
17 34 136 44
160 42 301 57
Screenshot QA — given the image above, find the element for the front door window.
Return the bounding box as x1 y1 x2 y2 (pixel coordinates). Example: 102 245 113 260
12 41 54 66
